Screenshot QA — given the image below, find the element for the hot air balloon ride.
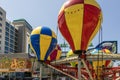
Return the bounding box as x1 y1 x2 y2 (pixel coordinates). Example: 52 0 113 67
47 45 62 61
30 26 57 80
30 26 57 61
58 0 102 55
58 0 102 79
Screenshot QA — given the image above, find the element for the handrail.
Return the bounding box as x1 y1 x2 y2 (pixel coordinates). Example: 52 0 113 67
51 54 120 65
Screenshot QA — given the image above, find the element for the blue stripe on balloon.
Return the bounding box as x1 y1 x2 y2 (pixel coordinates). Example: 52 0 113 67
40 26 52 36
30 34 40 61
44 37 57 61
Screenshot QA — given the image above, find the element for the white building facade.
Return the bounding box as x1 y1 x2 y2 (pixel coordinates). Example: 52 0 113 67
0 7 6 53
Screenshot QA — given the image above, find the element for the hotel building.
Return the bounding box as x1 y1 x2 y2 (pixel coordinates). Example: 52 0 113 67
0 6 33 54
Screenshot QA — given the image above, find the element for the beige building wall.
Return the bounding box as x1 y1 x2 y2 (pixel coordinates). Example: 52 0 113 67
12 19 32 53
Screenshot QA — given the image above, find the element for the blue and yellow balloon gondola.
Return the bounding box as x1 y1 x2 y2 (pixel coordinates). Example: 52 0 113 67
30 26 57 61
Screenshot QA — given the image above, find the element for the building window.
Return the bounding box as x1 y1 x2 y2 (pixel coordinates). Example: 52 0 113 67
0 35 1 38
10 30 14 35
10 39 14 44
6 22 9 26
0 29 2 32
5 37 9 42
10 48 13 52
5 41 9 46
5 32 9 37
0 17 2 21
0 11 3 15
10 44 13 48
0 41 1 44
10 26 14 30
0 23 2 26
6 27 9 32
10 35 14 39
5 46 9 51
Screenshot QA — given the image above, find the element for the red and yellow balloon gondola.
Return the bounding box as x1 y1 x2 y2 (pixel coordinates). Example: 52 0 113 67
47 45 62 61
58 0 103 54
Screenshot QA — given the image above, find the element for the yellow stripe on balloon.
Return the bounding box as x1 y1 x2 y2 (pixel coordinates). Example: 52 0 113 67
31 27 41 35
87 12 102 49
52 31 57 39
47 56 50 60
93 61 105 69
85 0 101 9
40 34 52 60
65 4 84 50
56 50 61 60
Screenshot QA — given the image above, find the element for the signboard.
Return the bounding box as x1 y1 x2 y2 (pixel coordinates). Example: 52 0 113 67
0 57 32 72
87 41 118 54
95 41 117 53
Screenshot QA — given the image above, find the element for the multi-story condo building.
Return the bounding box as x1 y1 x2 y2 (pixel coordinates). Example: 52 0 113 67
0 6 6 53
0 6 17 53
5 20 18 53
0 6 33 54
12 19 33 53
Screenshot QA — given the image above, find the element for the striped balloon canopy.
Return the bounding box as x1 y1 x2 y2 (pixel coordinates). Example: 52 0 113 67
58 0 103 54
47 45 62 61
30 26 57 61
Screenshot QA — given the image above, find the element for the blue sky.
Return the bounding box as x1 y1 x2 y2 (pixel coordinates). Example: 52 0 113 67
0 0 120 52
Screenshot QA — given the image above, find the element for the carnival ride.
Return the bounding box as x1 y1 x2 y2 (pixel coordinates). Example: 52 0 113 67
0 0 119 79
29 0 120 80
